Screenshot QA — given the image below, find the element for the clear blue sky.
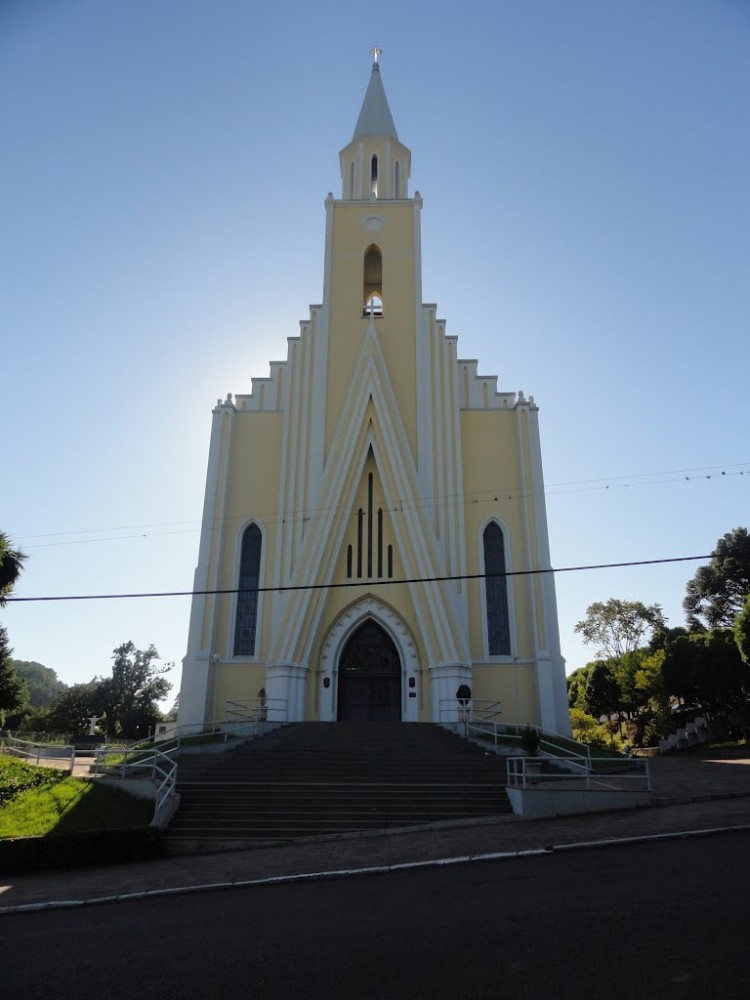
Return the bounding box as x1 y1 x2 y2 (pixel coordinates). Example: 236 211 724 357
2 0 748 710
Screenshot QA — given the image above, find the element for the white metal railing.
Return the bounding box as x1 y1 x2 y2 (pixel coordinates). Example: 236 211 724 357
0 735 179 823
2 735 77 773
437 700 594 765
478 724 593 764
506 755 651 792
438 697 503 725
224 696 288 725
91 746 178 824
1 707 288 825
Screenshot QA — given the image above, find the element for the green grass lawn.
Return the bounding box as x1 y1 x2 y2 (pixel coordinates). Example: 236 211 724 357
0 756 153 839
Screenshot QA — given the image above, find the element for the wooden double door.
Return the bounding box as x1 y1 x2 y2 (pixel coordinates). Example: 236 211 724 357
337 620 402 722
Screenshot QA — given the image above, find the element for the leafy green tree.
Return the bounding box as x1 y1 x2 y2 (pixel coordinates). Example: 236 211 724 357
611 649 652 720
0 532 29 723
662 630 749 739
569 707 612 749
575 599 667 662
735 593 750 664
649 625 689 653
0 625 27 723
45 682 107 735
631 649 673 746
684 527 750 630
575 600 666 740
566 666 590 710
98 642 172 739
583 661 621 742
10 660 67 708
0 531 26 605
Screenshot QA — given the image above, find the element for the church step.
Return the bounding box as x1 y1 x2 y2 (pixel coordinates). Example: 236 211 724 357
166 722 513 843
168 804 509 825
173 786 508 801
167 804 511 831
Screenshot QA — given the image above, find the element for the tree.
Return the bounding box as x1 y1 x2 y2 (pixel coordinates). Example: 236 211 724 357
683 527 750 630
10 660 67 708
734 593 750 665
662 630 749 739
649 625 688 653
46 682 107 735
631 649 673 747
583 661 621 740
575 599 667 662
0 625 27 722
0 532 29 722
566 666 590 710
0 531 26 605
99 641 172 739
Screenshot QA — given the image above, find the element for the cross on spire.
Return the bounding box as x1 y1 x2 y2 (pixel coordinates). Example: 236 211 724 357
370 45 382 65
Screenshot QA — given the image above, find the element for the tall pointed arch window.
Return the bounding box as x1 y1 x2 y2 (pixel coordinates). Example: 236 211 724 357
363 244 383 316
370 154 379 197
483 522 510 656
234 523 262 656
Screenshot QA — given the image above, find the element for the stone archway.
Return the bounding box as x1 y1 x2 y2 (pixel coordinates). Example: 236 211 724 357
318 598 420 722
337 620 401 721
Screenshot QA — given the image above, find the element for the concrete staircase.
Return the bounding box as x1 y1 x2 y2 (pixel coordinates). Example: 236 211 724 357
659 715 710 753
165 722 512 846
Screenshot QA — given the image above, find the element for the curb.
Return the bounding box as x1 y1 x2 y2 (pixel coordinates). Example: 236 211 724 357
2 821 749 917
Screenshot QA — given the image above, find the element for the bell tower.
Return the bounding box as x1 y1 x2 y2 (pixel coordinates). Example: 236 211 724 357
322 50 422 461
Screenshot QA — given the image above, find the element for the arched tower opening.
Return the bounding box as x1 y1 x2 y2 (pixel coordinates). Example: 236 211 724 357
363 244 383 316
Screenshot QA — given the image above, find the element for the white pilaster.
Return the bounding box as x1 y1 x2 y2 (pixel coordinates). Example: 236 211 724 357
429 662 472 723
265 663 308 722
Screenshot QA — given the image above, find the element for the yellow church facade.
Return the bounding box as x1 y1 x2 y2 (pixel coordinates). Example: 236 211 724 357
178 59 571 736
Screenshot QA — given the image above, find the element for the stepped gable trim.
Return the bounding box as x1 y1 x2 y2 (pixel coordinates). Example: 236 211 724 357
267 322 468 668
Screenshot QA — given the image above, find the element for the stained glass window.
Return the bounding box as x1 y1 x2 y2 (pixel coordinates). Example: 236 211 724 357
484 522 510 656
234 523 261 656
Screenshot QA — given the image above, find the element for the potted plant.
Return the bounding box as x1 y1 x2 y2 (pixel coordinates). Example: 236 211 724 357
520 724 540 756
456 684 472 723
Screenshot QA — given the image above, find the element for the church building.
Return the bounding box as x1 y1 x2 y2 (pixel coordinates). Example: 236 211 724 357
178 56 571 736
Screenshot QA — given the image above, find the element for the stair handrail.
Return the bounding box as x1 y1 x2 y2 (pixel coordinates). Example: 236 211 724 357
440 712 595 766
93 715 275 768
224 696 288 724
1 710 283 778
507 754 651 791
92 744 179 824
438 697 503 724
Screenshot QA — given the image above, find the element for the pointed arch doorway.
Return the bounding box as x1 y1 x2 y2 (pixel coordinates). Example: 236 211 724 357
337 619 402 721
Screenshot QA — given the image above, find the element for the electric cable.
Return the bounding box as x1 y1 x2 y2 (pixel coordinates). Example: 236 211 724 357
4 552 713 603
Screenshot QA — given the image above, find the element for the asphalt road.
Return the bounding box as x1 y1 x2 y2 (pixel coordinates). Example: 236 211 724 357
5 832 750 999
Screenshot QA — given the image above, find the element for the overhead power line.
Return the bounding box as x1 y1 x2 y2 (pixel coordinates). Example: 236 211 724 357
5 552 712 604
15 461 750 550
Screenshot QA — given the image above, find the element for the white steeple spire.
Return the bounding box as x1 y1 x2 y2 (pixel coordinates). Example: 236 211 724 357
353 49 398 140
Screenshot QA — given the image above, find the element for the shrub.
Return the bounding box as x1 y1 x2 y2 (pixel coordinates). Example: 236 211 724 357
0 756 64 807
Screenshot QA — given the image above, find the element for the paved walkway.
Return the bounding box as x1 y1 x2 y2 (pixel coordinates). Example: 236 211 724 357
2 750 749 913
